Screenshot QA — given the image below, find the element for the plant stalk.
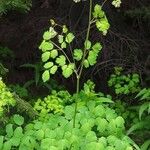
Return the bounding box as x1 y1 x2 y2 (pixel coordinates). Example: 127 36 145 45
73 75 80 128
73 0 92 128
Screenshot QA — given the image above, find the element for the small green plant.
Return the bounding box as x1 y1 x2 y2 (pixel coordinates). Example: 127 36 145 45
78 80 114 104
108 67 141 95
34 90 72 120
39 0 110 127
0 77 16 117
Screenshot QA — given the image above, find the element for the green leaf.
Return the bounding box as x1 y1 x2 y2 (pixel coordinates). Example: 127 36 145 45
96 118 108 132
3 141 12 150
34 121 43 130
13 127 23 138
50 65 58 74
141 140 150 150
62 25 68 33
61 42 67 48
35 129 45 140
135 88 147 98
127 120 150 135
96 18 110 35
56 55 66 66
65 33 75 43
41 138 56 149
122 136 140 150
141 90 150 100
86 142 105 150
83 59 89 68
81 122 91 133
107 135 118 145
98 137 107 147
86 131 97 142
0 136 4 150
84 40 91 49
96 97 114 103
6 124 13 138
68 63 75 70
13 114 24 126
115 116 125 128
64 106 74 120
92 42 102 53
49 27 57 38
58 35 64 44
93 4 104 18
62 65 67 70
139 102 149 120
43 31 51 40
51 49 58 58
87 51 97 66
58 139 69 149
73 49 83 61
42 52 50 62
62 67 73 78
21 135 36 148
10 137 20 146
39 41 54 51
42 70 50 82
43 62 54 69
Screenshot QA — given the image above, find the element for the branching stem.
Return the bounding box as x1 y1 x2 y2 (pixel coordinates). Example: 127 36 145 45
73 0 93 128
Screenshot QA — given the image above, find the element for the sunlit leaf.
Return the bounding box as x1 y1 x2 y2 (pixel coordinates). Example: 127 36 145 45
42 70 50 82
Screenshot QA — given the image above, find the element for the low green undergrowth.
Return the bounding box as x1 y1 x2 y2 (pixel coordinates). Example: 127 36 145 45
108 67 141 95
0 101 137 150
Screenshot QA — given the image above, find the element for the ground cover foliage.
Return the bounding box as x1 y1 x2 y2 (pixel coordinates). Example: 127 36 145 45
0 0 150 150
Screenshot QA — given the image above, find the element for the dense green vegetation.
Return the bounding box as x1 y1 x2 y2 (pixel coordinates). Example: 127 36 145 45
0 0 149 150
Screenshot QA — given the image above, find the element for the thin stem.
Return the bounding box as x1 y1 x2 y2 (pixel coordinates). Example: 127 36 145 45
101 0 108 8
73 75 80 128
78 0 92 77
50 41 71 64
73 0 93 128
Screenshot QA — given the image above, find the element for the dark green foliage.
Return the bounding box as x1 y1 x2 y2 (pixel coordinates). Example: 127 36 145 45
9 84 28 98
0 0 31 16
0 46 14 59
0 46 14 77
0 63 8 77
108 67 141 95
126 7 150 20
